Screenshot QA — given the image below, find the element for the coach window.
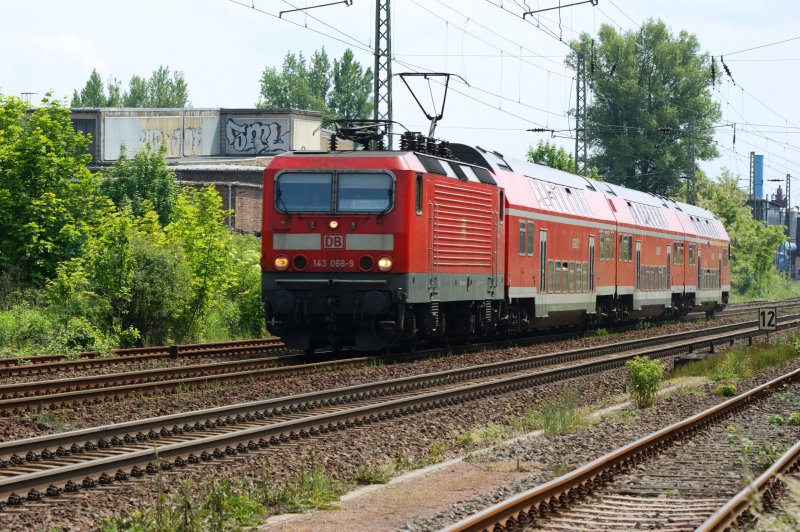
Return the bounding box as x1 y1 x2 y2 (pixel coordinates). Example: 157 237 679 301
607 232 614 260
569 261 576 292
618 235 625 262
561 262 569 293
582 261 589 291
519 221 527 255
547 260 554 292
689 245 696 265
527 222 535 256
723 247 729 266
599 232 606 260
415 174 423 215
275 172 333 212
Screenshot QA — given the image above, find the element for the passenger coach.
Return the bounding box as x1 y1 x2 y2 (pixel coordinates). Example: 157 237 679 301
261 133 729 353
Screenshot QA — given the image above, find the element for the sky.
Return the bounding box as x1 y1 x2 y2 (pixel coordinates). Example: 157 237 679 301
2 0 800 202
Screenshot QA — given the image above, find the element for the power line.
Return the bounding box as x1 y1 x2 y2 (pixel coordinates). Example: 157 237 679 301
722 34 800 57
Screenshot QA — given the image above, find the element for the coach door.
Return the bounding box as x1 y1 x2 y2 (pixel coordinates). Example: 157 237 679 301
667 245 671 291
589 236 595 291
539 230 547 293
697 247 702 289
635 241 641 289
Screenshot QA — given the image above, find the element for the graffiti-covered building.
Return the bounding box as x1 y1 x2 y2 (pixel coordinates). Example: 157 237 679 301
71 107 325 163
71 107 331 233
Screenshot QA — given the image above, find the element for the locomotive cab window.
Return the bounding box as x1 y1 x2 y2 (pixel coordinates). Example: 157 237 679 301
275 172 333 212
275 171 394 214
337 173 393 213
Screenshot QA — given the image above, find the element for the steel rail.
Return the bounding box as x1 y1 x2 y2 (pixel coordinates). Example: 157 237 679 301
1 318 798 507
1 313 795 413
2 316 779 462
697 441 800 531
442 367 800 532
0 337 287 372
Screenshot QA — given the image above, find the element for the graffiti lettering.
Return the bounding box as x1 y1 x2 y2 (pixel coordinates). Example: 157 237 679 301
225 119 290 155
137 126 204 156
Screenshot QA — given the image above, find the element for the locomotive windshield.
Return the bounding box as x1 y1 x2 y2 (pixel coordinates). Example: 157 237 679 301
275 171 394 213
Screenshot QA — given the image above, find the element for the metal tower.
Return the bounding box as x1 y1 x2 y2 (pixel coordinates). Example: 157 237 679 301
574 53 587 175
373 0 392 147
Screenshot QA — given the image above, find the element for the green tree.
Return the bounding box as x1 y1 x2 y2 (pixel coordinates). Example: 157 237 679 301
71 66 189 108
124 75 148 107
696 169 786 295
526 140 601 178
81 205 136 324
569 20 720 196
71 69 107 107
99 143 179 225
526 140 576 172
167 186 232 340
0 93 99 283
329 49 373 119
259 51 328 113
258 48 372 120
142 65 189 107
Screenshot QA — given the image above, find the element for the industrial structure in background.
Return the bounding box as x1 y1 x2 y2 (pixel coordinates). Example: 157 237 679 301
746 151 798 278
70 107 347 233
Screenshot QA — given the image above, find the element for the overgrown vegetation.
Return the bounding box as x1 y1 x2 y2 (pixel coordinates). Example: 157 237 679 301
0 94 264 357
670 339 800 382
506 389 588 437
716 383 738 397
457 422 508 450
104 462 345 531
626 356 665 408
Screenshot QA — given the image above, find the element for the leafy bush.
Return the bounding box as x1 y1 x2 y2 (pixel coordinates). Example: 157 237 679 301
767 414 786 426
626 356 665 408
715 383 738 397
788 413 800 426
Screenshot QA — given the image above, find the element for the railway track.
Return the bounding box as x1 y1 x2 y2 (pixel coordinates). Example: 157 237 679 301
0 314 797 509
0 298 795 380
1 311 798 414
443 366 800 532
697 440 800 531
0 337 289 377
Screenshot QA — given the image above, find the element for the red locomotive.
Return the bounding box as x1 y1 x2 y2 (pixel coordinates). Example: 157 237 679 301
261 127 729 353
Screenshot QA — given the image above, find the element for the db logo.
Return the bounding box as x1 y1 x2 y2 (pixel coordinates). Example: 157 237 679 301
323 235 344 249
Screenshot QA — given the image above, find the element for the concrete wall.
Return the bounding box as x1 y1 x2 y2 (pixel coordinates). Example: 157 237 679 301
72 107 324 163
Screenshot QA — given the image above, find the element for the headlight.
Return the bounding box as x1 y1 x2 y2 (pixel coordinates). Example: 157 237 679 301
274 255 289 271
329 220 339 229
377 256 393 272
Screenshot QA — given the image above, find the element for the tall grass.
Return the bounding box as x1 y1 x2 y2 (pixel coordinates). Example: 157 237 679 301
670 340 800 381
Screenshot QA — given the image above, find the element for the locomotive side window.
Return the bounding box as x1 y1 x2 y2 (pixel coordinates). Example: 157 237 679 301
519 221 526 256
415 174 423 215
275 172 333 212
337 173 393 213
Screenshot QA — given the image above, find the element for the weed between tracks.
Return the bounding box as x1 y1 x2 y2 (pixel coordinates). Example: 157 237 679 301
103 460 346 531
670 339 800 382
